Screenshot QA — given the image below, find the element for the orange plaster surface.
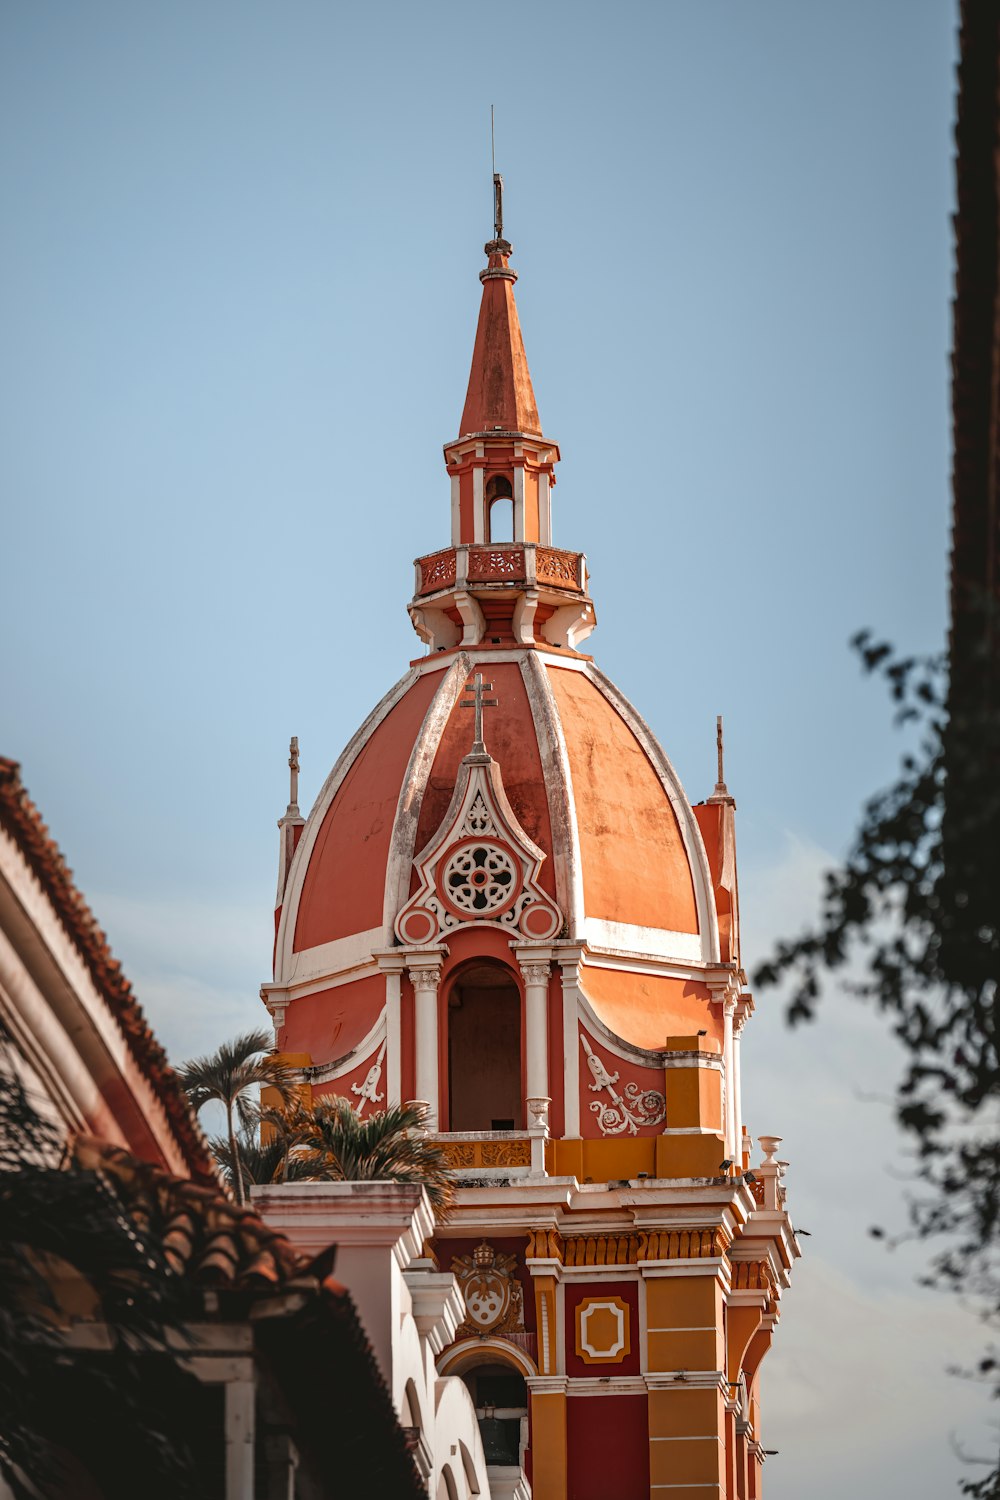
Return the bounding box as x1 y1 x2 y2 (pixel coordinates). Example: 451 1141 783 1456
694 801 737 963
547 667 698 932
459 248 541 438
281 974 384 1065
581 966 718 1051
294 674 438 950
412 663 556 897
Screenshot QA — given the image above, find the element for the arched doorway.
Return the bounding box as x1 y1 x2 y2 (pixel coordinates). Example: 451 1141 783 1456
447 962 522 1130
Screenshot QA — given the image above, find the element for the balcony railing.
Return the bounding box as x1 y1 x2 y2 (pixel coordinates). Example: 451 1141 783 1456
432 1132 533 1171
416 543 585 597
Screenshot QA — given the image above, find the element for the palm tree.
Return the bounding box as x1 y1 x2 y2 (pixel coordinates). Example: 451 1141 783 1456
209 1125 317 1195
179 1029 297 1207
275 1098 454 1216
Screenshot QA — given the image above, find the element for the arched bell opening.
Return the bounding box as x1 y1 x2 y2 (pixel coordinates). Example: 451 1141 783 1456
446 960 523 1131
458 1361 529 1470
485 474 514 543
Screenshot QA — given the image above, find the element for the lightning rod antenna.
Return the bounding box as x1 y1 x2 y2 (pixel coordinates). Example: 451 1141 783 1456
491 106 503 242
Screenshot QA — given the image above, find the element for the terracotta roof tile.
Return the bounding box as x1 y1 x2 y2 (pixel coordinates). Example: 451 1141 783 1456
0 758 216 1184
74 1137 304 1290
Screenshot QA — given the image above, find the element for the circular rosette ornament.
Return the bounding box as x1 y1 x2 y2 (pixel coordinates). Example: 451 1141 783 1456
397 905 438 945
440 840 517 917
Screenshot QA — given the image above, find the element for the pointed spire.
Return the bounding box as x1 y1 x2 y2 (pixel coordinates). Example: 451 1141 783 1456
459 183 541 438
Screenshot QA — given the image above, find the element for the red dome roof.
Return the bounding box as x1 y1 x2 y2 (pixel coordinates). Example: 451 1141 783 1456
279 651 718 985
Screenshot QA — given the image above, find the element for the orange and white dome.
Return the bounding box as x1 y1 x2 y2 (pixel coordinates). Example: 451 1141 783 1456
263 210 745 1157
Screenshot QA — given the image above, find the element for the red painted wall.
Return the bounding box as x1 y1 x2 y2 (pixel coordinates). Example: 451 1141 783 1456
566 1393 649 1500
564 1279 641 1378
413 663 556 898
294 673 437 950
282 974 384 1064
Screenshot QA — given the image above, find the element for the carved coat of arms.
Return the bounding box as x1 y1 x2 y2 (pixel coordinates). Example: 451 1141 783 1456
451 1241 524 1338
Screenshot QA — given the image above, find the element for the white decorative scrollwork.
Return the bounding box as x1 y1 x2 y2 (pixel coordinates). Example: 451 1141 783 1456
442 842 517 913
463 790 495 836
394 756 563 944
580 1034 666 1137
351 1038 387 1117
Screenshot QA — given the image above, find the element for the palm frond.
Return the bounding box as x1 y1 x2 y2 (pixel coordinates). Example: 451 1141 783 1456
178 1030 299 1115
267 1099 454 1215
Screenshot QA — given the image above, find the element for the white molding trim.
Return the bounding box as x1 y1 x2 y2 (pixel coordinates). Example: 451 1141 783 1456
559 947 584 1137
581 918 702 963
577 988 719 1071
582 950 735 983
284 927 384 986
413 647 593 679
274 667 419 984
305 1014 386 1086
564 1376 648 1397
383 654 470 932
438 1337 538 1380
520 652 586 936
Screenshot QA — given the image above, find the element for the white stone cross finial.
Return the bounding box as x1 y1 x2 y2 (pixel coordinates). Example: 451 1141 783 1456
461 673 499 755
713 714 729 798
287 736 300 816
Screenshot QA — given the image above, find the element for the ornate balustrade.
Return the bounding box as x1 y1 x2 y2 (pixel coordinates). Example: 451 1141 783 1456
416 543 585 597
432 1132 533 1171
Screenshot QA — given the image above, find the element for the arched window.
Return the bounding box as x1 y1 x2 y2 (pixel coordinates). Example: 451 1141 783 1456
460 1362 528 1468
447 962 522 1131
485 474 514 543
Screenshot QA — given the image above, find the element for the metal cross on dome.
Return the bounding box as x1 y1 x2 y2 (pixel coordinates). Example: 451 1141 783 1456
461 672 499 754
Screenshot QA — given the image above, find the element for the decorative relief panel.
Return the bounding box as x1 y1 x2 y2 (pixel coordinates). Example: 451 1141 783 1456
536 546 582 589
395 754 562 945
467 547 524 580
728 1259 773 1290
435 1137 532 1170
419 548 458 592
643 1228 725 1260
574 1296 631 1365
526 1227 726 1265
349 1038 386 1117
580 1033 666 1136
451 1241 525 1339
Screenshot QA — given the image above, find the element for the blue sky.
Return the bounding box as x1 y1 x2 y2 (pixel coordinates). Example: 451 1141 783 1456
1 2 983 1494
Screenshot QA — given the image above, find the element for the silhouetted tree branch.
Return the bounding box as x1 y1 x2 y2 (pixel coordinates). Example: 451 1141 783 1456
755 633 1000 1496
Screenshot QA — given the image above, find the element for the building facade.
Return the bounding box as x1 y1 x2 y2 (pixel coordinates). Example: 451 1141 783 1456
262 197 798 1500
0 758 429 1500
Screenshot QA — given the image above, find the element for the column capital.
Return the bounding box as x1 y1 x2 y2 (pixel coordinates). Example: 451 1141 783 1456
408 961 443 994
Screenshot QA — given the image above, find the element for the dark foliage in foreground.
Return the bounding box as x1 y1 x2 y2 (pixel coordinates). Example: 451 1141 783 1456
0 1030 204 1500
755 636 1000 1495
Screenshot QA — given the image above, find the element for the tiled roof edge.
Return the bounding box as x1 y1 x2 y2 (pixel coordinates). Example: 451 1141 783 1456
0 757 217 1184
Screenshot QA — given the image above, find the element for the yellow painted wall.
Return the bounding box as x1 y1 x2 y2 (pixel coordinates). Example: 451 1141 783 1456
530 1391 567 1500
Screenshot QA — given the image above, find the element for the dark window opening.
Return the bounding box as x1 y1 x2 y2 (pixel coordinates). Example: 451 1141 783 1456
460 1363 528 1470
447 964 522 1131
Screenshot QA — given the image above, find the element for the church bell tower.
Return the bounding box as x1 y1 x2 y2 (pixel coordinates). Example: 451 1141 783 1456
262 179 799 1500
